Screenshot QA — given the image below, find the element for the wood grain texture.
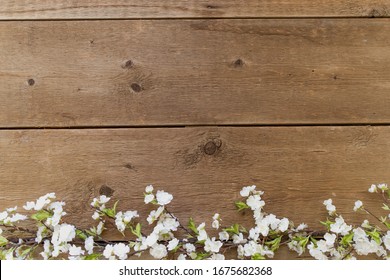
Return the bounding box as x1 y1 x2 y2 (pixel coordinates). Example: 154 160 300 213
1 0 390 19
1 19 390 127
0 126 388 237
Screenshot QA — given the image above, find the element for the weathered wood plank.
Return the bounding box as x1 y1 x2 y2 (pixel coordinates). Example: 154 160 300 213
0 1 390 19
1 19 390 127
0 126 388 238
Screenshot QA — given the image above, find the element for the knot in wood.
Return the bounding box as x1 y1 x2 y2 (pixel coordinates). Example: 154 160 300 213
234 58 244 68
131 83 142 93
204 141 218 155
99 185 114 196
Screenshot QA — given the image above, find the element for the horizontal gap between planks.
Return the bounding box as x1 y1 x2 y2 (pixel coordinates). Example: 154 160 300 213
1 123 390 130
0 16 388 22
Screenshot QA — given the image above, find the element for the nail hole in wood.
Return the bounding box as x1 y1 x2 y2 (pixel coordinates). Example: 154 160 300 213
27 79 35 86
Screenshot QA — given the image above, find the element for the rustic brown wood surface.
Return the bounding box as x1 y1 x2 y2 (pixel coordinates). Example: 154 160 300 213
1 19 390 127
0 126 387 239
1 0 390 19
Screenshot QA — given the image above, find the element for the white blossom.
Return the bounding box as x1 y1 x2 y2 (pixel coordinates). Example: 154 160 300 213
204 237 223 253
353 200 363 211
150 244 167 259
92 211 100 220
177 254 186 260
51 224 76 246
85 236 94 254
233 233 246 244
184 243 196 253
68 245 85 260
103 244 115 260
144 194 155 204
368 184 377 193
296 223 308 231
378 183 388 192
383 231 390 250
197 223 208 241
208 253 225 260
145 185 154 193
9 213 27 223
324 233 336 246
156 190 173 206
147 206 164 224
0 211 7 221
113 243 130 260
240 185 256 197
246 195 265 211
96 221 104 235
212 213 220 229
249 227 260 240
219 231 229 241
323 199 336 215
330 216 352 236
278 218 289 232
167 238 179 251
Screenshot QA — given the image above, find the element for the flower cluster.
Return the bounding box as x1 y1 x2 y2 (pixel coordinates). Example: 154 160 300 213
0 183 390 260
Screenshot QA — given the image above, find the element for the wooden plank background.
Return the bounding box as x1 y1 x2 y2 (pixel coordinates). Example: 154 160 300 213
1 0 390 19
1 19 390 127
1 1 390 259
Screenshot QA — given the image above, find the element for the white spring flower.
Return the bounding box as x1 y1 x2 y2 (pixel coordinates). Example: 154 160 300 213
115 210 139 233
144 194 155 204
40 240 51 260
233 233 247 244
68 245 85 260
96 221 104 235
150 244 167 259
219 231 229 241
156 190 173 206
287 240 304 255
197 223 208 241
323 199 336 215
204 237 223 253
237 245 244 259
361 220 370 228
278 218 289 232
113 243 130 260
92 211 100 220
212 213 220 229
145 185 154 193
91 195 110 209
246 195 265 211
51 224 76 246
24 193 56 211
0 211 8 222
85 236 94 254
144 232 159 247
35 225 46 243
382 231 390 250
6 206 17 212
378 183 388 192
208 253 225 260
240 185 256 197
330 216 352 236
256 219 270 237
324 233 336 247
167 238 179 251
161 215 180 231
9 213 27 223
249 227 260 240
183 243 196 253
296 223 308 231
147 206 164 224
353 200 363 211
177 254 186 260
368 184 377 193
103 244 115 260
308 242 328 260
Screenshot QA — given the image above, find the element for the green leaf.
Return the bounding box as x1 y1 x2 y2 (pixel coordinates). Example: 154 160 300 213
31 210 51 221
367 230 381 244
224 224 240 235
299 237 309 248
309 237 318 246
86 228 97 237
102 208 116 218
19 246 35 259
382 204 390 211
265 236 282 251
384 222 390 230
84 254 102 260
76 229 88 240
235 201 249 211
194 252 210 260
112 201 119 214
251 253 266 260
0 236 8 247
340 232 354 247
188 218 198 235
320 219 333 230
